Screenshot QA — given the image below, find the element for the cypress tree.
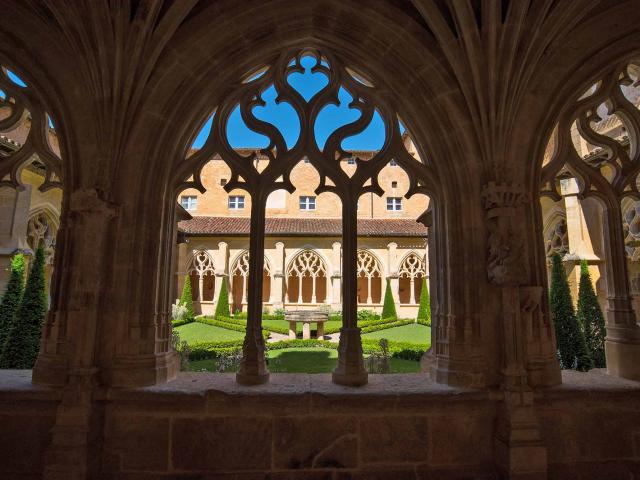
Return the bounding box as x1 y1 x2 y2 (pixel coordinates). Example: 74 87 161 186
416 277 431 324
549 253 593 371
214 276 231 319
180 275 195 320
0 247 47 369
576 260 606 368
0 253 25 356
381 279 397 320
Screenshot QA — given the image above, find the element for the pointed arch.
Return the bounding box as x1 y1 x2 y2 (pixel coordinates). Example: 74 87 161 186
356 249 382 305
398 251 427 305
230 250 271 312
286 249 328 305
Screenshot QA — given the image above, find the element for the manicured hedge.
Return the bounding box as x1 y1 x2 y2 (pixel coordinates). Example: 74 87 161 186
172 317 195 328
360 318 414 334
188 337 428 362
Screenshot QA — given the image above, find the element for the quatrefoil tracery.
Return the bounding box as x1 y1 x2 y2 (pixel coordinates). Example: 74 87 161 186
181 48 435 204
541 62 640 204
0 66 62 192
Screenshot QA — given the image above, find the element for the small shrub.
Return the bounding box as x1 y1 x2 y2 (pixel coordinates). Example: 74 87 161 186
172 300 188 322
180 276 195 320
357 309 380 321
576 260 606 368
416 277 431 325
1 247 47 369
214 277 231 318
549 253 593 371
272 307 286 319
381 279 397 320
0 253 25 357
171 330 191 371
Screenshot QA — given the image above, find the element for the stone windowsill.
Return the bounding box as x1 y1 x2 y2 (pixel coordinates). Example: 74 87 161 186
0 369 639 408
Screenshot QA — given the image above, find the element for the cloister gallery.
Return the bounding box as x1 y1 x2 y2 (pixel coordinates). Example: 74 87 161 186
1 1 640 479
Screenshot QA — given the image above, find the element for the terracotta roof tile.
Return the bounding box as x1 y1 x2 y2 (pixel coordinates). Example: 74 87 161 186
179 216 427 237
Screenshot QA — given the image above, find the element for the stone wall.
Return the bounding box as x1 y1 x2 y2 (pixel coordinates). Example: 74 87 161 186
1 370 639 479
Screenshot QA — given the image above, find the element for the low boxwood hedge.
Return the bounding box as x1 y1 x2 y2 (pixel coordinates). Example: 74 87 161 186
188 337 428 362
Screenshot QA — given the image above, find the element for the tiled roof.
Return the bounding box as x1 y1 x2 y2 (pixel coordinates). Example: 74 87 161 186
179 216 427 237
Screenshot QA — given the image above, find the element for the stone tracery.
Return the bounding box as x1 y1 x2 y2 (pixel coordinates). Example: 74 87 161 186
0 66 61 190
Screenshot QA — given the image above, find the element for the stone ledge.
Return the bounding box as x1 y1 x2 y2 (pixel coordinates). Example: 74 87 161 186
537 369 640 400
0 369 61 402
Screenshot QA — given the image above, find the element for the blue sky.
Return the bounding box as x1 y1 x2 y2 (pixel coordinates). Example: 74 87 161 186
192 56 391 151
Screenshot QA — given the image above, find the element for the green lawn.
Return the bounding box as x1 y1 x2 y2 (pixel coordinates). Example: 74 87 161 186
188 347 420 373
174 322 244 343
362 323 430 344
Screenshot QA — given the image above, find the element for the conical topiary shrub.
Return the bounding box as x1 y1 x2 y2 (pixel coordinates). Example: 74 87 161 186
0 247 47 369
214 276 231 319
576 260 606 368
381 279 397 320
180 275 195 320
416 277 431 325
549 253 593 371
0 253 25 357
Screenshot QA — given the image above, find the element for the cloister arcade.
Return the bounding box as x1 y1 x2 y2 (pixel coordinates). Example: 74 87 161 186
1 2 640 479
179 243 427 316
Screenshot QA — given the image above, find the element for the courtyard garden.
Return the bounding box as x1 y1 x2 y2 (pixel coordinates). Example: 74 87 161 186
170 275 432 374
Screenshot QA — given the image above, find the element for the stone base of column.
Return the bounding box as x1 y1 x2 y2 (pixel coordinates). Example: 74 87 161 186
605 325 640 380
33 353 69 386
429 354 490 388
236 334 269 385
494 389 548 480
105 350 179 387
526 356 562 387
332 327 367 386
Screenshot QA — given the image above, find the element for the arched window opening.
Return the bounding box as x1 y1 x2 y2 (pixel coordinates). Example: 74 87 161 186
286 249 327 304
356 250 382 305
174 47 436 385
398 252 427 305
231 251 271 313
187 250 216 311
0 64 64 373
540 60 640 374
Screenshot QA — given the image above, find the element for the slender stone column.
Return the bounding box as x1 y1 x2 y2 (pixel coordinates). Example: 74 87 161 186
331 241 342 311
409 276 416 304
601 200 640 380
241 274 248 306
333 197 367 386
198 274 204 303
325 274 332 304
311 274 317 303
236 193 269 385
297 276 303 304
214 242 229 304
271 242 285 308
366 276 372 305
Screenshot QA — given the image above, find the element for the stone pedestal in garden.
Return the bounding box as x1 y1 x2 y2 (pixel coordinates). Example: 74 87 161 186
284 311 328 339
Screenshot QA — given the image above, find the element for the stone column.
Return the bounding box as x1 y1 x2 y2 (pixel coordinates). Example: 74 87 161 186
236 193 269 385
481 182 552 479
387 242 400 310
333 196 367 386
409 276 416 304
270 242 285 308
366 276 372 305
331 241 342 311
297 276 303 304
601 200 640 380
311 274 317 304
325 274 332 305
213 242 229 303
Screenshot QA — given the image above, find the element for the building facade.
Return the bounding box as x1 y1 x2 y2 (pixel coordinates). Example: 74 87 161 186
177 144 430 317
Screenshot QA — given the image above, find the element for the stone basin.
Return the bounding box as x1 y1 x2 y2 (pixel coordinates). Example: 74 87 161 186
284 310 329 339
